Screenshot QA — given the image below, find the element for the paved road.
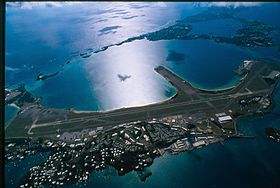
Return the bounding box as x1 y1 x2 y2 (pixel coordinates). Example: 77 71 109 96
31 89 269 129
155 66 197 95
30 63 271 133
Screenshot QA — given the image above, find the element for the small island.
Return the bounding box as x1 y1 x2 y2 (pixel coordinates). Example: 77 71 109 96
29 8 278 87
88 8 276 56
36 72 59 81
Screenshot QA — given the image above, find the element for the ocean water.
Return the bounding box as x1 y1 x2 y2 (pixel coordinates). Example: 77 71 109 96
6 2 280 111
6 2 201 111
189 18 242 36
64 83 280 188
5 2 280 188
4 105 19 126
163 39 249 89
5 152 51 187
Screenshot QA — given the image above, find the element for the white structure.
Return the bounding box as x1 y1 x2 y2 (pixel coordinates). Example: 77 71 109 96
193 140 206 147
218 115 232 124
89 130 96 136
215 112 226 117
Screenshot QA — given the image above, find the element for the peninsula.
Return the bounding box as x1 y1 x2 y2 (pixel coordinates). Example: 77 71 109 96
5 60 280 187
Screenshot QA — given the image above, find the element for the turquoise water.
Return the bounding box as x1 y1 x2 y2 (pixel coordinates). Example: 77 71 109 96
5 152 51 187
4 105 19 126
189 18 242 36
6 3 280 111
5 2 280 188
6 2 192 111
58 83 280 188
30 59 101 110
163 39 249 90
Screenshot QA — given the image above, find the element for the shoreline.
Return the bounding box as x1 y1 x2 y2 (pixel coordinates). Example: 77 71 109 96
4 104 20 128
6 61 279 139
71 89 178 114
161 65 246 93
5 63 245 115
5 62 245 115
71 66 243 114
9 103 21 110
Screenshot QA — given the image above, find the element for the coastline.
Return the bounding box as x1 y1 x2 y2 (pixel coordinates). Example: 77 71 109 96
235 81 280 124
4 104 20 127
71 89 178 114
70 65 244 114
10 103 20 110
5 4 280 188
5 61 280 188
161 65 246 93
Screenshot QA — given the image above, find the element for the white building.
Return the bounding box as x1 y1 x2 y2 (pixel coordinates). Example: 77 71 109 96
218 115 232 124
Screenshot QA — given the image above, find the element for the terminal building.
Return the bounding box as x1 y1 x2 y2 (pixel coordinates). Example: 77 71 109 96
218 115 233 124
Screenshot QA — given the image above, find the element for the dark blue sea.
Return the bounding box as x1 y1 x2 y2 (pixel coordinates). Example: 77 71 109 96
5 2 280 188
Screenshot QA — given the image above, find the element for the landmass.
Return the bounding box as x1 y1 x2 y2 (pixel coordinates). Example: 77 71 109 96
5 85 41 108
36 72 60 81
27 8 279 82
100 8 276 52
5 59 280 187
